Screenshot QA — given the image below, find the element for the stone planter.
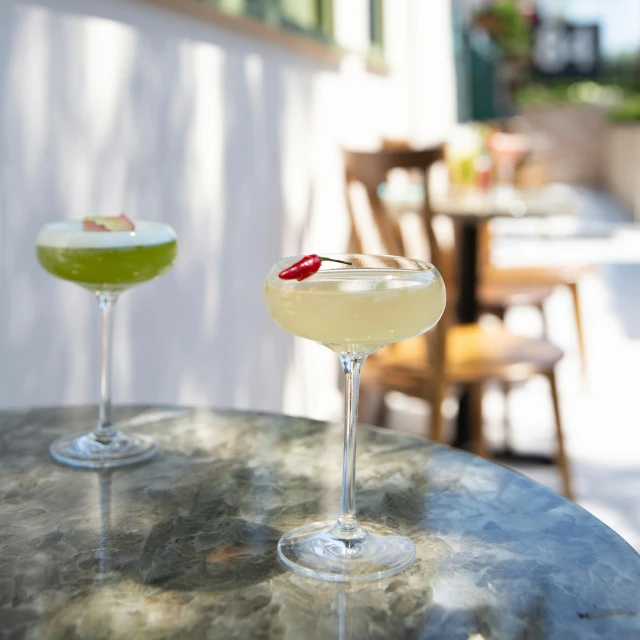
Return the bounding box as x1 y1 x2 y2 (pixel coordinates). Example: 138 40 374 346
605 123 640 220
519 105 607 186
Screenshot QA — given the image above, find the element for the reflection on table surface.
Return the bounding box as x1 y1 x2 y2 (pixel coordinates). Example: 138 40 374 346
1 405 639 639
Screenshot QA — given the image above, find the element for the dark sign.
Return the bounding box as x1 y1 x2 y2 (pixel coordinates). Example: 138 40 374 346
532 23 601 79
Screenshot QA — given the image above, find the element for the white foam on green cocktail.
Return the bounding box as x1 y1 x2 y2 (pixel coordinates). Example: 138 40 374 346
36 221 175 248
265 268 446 354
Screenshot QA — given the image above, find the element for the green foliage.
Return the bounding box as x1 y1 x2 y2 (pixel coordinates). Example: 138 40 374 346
474 0 532 57
516 82 625 109
609 97 640 123
515 81 640 122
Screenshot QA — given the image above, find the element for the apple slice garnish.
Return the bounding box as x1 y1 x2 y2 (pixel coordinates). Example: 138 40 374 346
82 214 135 232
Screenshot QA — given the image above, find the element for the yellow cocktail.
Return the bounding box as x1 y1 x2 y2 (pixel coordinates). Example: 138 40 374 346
265 268 444 354
264 254 446 582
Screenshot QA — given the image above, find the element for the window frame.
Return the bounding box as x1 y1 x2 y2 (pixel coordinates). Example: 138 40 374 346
211 0 335 44
369 0 384 61
133 0 388 73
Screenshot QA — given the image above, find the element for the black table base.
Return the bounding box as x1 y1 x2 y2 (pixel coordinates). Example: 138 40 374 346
452 220 479 450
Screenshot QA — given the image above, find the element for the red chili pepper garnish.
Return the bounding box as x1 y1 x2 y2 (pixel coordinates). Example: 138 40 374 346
278 254 352 281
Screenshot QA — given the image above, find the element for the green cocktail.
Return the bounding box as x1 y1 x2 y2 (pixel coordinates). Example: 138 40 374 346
36 219 178 469
36 221 177 292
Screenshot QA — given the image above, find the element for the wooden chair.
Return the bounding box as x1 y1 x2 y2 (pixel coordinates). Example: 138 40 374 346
344 146 573 500
378 138 559 335
475 123 589 371
479 224 588 372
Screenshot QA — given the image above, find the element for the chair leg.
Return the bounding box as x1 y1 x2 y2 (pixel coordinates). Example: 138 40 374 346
546 370 573 500
568 282 586 375
359 383 377 427
501 381 513 453
469 383 488 458
375 391 389 428
536 302 549 340
429 380 445 443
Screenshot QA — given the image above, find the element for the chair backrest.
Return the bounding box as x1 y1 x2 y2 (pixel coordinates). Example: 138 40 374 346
342 146 450 383
343 145 447 281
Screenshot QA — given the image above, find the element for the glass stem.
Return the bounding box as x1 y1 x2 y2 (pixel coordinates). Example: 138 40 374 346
331 354 366 541
94 293 119 443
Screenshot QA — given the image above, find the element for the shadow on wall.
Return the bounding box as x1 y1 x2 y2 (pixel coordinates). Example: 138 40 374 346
0 0 338 411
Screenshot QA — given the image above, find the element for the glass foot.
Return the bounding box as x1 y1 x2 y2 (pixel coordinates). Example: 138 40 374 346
277 521 415 582
50 431 158 469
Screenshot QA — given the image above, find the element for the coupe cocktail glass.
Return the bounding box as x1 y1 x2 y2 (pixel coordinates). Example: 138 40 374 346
36 220 178 469
265 254 446 581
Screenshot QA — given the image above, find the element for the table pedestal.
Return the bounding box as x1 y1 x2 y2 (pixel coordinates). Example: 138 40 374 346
453 220 478 450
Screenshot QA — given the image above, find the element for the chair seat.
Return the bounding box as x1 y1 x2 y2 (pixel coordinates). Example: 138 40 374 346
484 265 587 288
367 324 563 386
479 282 553 310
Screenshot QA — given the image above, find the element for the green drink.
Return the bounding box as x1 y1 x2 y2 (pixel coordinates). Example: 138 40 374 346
36 218 178 469
36 221 177 293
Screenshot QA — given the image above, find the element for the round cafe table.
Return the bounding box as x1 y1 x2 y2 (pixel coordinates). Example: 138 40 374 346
1 406 639 639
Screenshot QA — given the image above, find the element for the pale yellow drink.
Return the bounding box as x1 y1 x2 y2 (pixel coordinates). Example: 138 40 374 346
265 268 445 354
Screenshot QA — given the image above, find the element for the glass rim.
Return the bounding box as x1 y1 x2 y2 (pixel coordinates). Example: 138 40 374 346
274 253 437 273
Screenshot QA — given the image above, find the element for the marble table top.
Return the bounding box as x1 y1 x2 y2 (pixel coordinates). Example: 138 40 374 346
379 182 579 222
1 406 639 639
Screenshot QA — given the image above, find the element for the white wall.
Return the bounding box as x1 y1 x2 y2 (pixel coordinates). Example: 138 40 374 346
0 0 456 418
